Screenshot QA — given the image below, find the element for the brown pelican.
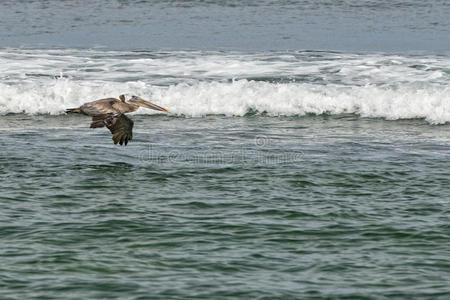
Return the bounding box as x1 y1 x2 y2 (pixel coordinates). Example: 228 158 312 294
66 94 168 145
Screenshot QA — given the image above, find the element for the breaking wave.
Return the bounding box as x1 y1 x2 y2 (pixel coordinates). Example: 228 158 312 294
1 79 449 124
1 49 449 123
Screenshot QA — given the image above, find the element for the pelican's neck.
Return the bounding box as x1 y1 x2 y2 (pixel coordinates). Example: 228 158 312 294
116 102 139 113
126 103 140 113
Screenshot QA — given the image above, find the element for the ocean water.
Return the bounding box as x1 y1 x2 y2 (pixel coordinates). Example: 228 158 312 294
1 1 450 299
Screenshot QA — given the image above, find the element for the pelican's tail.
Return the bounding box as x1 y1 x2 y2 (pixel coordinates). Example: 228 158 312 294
66 108 81 114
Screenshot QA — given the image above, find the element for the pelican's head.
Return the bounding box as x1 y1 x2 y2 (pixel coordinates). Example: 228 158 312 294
119 94 169 112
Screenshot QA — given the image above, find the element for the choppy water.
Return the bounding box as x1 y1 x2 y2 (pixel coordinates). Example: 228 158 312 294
1 0 450 299
2 113 450 299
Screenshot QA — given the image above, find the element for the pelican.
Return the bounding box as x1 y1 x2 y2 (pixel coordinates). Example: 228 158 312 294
66 94 169 145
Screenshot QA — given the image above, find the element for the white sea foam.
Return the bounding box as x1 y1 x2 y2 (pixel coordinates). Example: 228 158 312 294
0 49 449 123
1 79 449 124
1 49 449 86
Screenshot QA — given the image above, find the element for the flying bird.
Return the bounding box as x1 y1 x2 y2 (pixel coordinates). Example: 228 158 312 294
66 94 169 145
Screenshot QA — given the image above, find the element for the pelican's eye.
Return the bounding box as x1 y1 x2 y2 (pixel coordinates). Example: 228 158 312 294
131 96 139 101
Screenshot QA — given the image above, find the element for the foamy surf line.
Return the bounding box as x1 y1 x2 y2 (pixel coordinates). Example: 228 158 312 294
1 79 449 124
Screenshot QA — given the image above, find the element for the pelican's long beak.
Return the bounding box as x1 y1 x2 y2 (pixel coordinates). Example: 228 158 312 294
135 97 169 112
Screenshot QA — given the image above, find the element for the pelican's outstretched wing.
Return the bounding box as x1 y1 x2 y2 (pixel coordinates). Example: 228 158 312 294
105 114 134 146
89 113 134 145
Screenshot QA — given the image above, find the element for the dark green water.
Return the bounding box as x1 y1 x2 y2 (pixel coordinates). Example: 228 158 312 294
1 114 449 299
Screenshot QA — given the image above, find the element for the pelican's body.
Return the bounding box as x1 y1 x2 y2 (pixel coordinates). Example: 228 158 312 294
66 94 168 145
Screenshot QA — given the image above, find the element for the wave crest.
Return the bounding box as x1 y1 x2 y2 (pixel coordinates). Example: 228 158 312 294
1 79 449 124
